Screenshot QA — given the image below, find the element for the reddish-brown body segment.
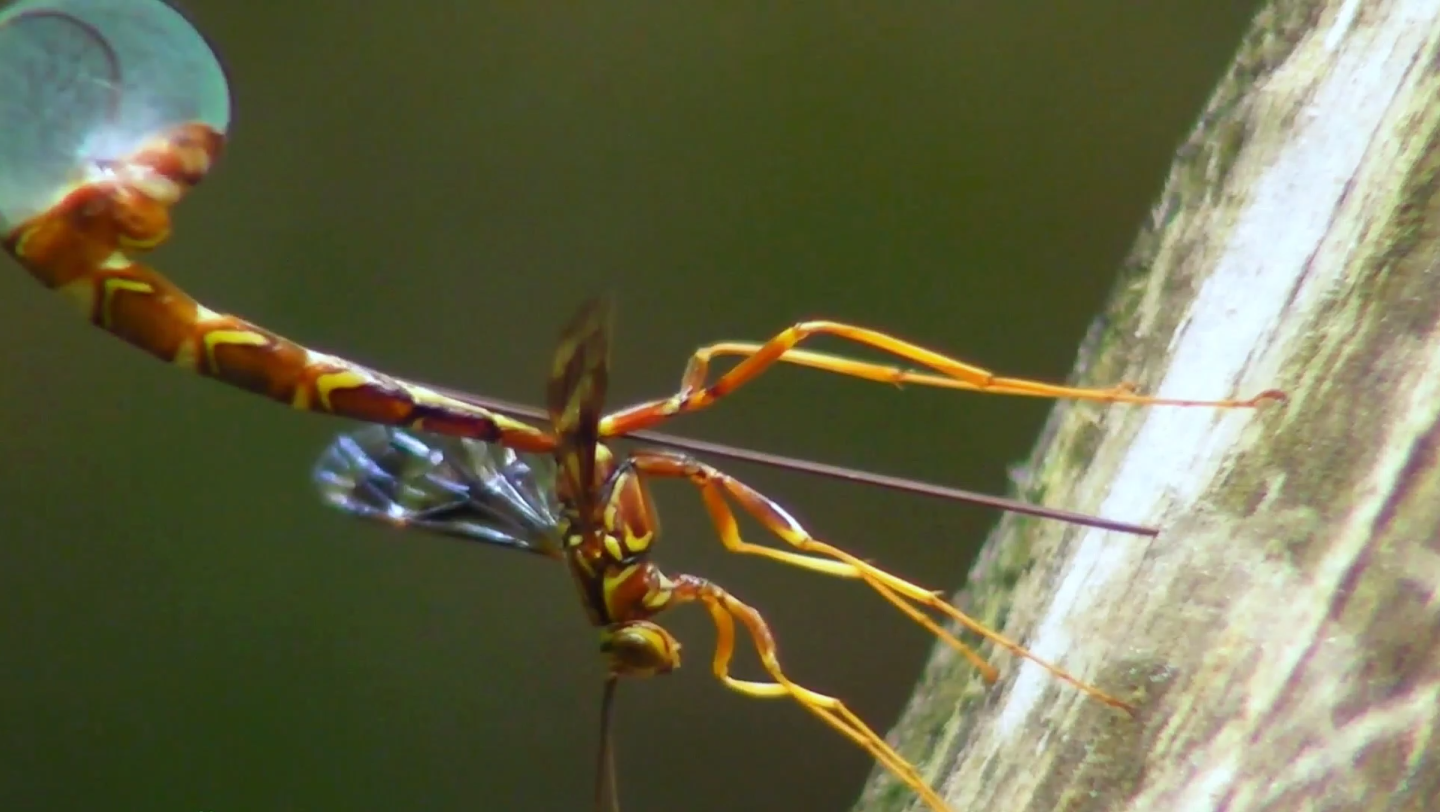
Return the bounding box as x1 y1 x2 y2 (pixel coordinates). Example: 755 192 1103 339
6 125 552 451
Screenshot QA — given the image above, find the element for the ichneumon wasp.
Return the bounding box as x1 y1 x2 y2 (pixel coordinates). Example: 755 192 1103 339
0 1 1284 809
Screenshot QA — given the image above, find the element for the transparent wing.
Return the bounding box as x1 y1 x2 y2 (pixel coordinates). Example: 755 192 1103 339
547 296 613 530
313 426 564 558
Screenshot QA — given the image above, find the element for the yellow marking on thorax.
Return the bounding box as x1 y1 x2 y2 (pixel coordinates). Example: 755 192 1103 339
602 563 642 614
603 534 625 562
642 585 672 612
627 530 653 553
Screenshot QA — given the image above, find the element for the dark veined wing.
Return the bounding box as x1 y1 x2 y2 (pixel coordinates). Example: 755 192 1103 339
313 426 564 558
546 297 615 531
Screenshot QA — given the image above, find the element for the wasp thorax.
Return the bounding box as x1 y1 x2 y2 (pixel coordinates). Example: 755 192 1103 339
600 620 682 678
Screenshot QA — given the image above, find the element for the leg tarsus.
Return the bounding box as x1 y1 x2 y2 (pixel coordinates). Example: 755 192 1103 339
634 451 1134 712
669 575 953 812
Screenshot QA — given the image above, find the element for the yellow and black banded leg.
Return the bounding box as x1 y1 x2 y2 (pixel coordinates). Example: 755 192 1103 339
632 451 1134 712
600 320 1286 435
665 574 953 812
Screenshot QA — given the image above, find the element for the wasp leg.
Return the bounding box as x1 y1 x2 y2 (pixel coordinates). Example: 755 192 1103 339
633 451 1134 712
665 574 953 812
600 319 1284 435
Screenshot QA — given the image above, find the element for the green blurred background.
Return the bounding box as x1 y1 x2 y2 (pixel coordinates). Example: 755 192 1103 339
0 2 1260 811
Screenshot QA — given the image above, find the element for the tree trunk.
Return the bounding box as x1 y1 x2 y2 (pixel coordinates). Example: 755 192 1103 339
861 2 1440 811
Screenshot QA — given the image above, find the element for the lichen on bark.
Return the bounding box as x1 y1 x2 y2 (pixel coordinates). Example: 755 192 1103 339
858 2 1440 811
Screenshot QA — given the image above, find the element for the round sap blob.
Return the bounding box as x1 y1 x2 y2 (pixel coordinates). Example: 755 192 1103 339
0 0 231 232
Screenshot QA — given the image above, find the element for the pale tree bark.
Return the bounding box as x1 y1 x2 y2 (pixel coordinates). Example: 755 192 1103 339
859 2 1440 811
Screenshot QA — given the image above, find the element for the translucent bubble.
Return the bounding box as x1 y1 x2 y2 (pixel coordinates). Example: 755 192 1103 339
0 0 231 231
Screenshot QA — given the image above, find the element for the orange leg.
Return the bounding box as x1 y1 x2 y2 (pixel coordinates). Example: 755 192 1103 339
665 573 953 812
600 321 1285 435
633 451 1134 712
